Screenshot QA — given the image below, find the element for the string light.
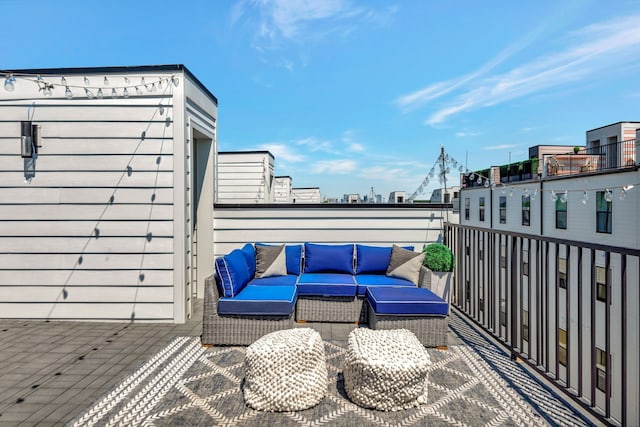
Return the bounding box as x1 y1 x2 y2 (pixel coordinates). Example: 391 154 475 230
1 71 178 98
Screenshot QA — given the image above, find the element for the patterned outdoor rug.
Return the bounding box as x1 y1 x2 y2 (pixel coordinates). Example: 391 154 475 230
69 313 592 426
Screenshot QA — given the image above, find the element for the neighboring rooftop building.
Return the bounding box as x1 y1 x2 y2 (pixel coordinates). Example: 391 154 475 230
273 175 292 203
291 187 321 203
455 121 640 425
388 191 406 203
217 151 274 203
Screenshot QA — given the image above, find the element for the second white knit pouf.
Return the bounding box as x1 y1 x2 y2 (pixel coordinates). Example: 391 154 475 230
343 328 430 411
243 328 328 411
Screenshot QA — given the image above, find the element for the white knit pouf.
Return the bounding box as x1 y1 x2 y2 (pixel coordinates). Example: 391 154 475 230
243 328 328 411
343 328 430 411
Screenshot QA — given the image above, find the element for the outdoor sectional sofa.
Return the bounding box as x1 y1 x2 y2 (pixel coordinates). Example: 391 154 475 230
202 242 449 347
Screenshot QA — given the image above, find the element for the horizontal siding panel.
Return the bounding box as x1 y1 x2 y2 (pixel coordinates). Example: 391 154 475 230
0 269 173 286
0 171 174 187
0 286 173 303
0 122 174 139
0 104 174 122
0 253 174 269
0 154 173 171
0 138 174 155
0 204 173 220
214 208 444 219
0 220 173 237
0 302 174 320
215 218 445 230
0 188 173 205
0 236 173 253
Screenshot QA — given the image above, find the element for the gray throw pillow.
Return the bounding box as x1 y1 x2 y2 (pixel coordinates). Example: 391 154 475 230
255 244 288 278
386 245 425 285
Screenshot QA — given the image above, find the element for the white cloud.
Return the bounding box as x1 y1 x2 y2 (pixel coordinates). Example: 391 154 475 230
296 137 337 153
422 14 640 125
312 159 357 174
484 144 518 151
256 143 305 162
455 131 479 138
348 142 364 152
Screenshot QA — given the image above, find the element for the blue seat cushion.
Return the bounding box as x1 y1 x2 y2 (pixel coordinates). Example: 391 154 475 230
304 243 354 274
297 273 357 297
355 244 415 274
354 274 416 296
256 243 303 275
248 274 298 286
367 286 448 316
217 285 297 316
214 249 251 298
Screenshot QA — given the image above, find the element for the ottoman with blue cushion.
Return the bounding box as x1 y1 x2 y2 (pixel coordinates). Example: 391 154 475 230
366 287 448 348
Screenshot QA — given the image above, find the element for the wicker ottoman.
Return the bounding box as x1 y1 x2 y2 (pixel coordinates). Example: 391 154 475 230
243 328 328 411
343 328 430 411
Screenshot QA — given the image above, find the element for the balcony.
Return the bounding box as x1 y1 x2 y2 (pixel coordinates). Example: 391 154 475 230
544 139 637 178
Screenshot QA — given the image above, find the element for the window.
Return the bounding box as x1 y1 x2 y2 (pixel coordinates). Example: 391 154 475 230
558 258 567 289
444 193 450 203
464 198 470 220
499 196 507 224
555 198 567 229
596 347 607 392
522 310 529 342
522 195 530 226
596 191 612 233
596 266 607 302
558 328 567 366
479 197 485 222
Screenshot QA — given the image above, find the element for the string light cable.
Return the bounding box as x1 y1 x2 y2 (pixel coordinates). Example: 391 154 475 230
2 71 180 99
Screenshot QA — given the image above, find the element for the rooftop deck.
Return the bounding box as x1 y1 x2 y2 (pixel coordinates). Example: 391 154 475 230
0 299 601 426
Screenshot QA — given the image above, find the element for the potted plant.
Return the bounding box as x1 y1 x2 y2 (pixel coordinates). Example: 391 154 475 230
422 242 454 311
573 146 580 154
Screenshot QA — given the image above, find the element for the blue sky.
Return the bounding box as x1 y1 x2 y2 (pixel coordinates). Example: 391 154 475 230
4 0 640 200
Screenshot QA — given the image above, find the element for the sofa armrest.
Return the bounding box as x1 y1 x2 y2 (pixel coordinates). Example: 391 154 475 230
418 266 431 289
204 274 220 318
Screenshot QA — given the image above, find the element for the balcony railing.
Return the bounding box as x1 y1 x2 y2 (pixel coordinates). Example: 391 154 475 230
544 139 637 178
445 222 640 426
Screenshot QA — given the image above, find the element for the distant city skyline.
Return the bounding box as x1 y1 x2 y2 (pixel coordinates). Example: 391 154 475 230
3 0 640 198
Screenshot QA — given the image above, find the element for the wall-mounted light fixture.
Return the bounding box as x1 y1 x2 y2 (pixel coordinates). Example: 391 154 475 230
21 121 38 158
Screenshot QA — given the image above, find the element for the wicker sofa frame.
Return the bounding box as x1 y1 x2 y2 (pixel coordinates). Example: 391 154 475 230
202 266 444 346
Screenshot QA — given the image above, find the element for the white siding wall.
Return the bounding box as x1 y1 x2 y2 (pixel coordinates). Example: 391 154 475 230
213 205 458 258
274 176 292 203
461 172 639 249
0 68 217 322
291 187 320 203
217 152 274 203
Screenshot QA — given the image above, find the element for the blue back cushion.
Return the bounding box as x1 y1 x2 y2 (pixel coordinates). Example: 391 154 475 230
304 243 354 274
240 243 256 278
355 244 415 274
255 243 303 275
214 249 251 298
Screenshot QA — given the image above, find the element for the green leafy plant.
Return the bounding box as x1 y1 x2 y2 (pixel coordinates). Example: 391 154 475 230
422 243 454 272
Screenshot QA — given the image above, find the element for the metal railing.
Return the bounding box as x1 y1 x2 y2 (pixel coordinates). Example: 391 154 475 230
445 222 640 426
545 139 637 178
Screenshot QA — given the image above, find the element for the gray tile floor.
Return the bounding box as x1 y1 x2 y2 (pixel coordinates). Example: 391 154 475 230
0 300 596 427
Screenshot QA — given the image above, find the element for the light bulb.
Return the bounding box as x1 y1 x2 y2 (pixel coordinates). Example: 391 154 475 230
157 78 163 89
469 173 475 181
43 84 53 96
65 86 73 99
96 88 104 99
111 88 117 98
605 189 613 203
531 189 538 201
172 76 179 87
458 165 464 172
135 86 143 95
141 77 146 86
37 75 43 83
484 180 490 188
124 76 130 85
490 182 496 190
551 190 558 202
581 190 588 204
61 76 67 85
104 76 109 86
123 87 129 98
501 184 506 194
85 88 95 99
151 83 156 92
524 188 529 196
84 76 90 85
509 188 514 197
3 74 15 92
158 103 165 115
